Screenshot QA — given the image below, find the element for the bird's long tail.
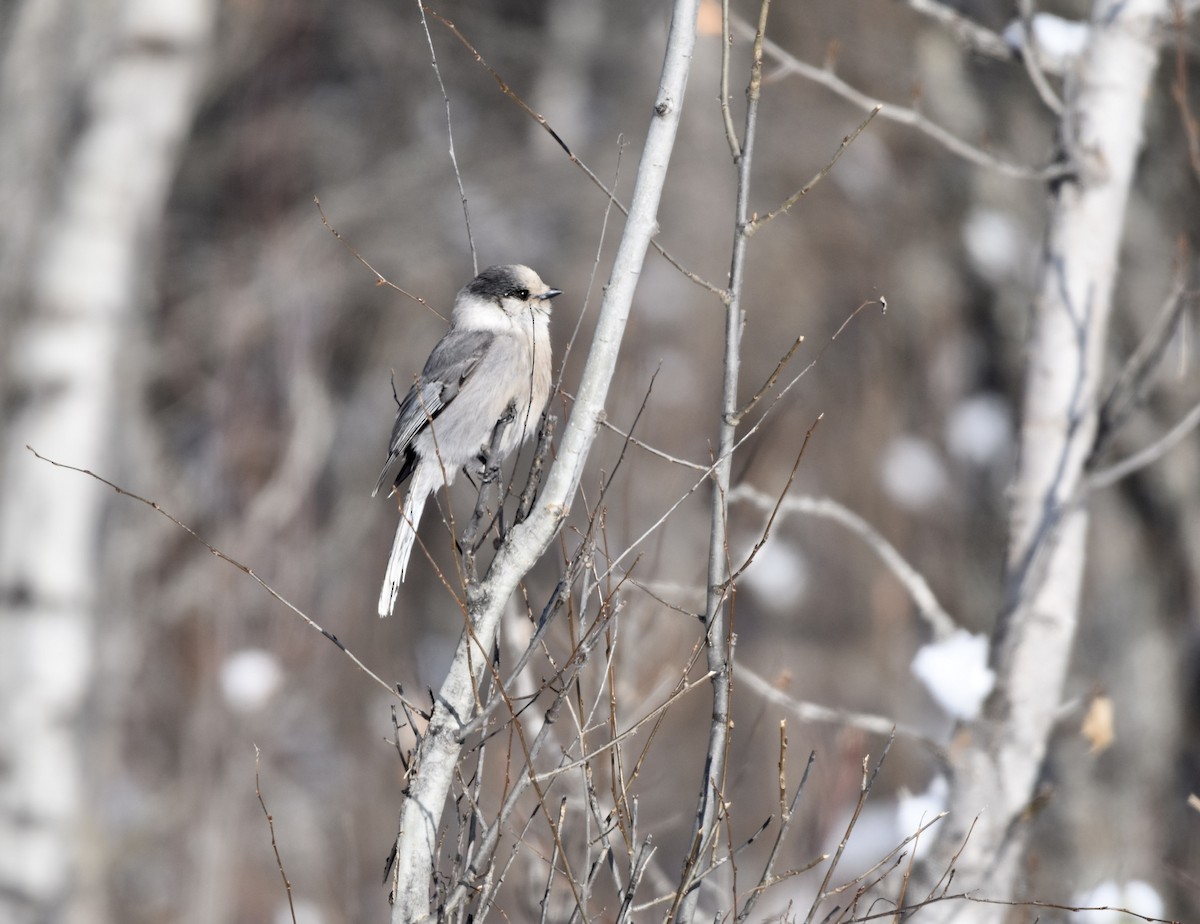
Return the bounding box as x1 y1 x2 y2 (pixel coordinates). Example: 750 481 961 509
377 465 437 617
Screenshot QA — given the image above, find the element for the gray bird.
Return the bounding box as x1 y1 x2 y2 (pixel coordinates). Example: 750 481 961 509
373 264 560 616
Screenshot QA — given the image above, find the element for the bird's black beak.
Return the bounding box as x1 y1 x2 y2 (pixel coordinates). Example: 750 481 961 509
540 288 563 300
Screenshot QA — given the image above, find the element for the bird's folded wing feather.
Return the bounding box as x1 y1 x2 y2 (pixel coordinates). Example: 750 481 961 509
372 329 495 494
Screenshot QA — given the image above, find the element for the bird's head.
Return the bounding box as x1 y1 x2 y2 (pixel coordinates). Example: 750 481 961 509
461 264 562 324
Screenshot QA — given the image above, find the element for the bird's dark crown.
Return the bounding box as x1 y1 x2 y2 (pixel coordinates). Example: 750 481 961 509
467 265 531 301
465 262 549 302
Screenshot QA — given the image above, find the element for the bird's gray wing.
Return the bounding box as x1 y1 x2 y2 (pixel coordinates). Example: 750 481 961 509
372 328 496 495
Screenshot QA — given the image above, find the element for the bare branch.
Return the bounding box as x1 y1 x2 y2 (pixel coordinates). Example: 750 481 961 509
597 297 887 583
1092 258 1191 459
719 0 741 160
736 739 816 922
516 412 557 524
539 799 567 924
1171 0 1200 187
593 410 708 471
313 196 447 321
827 812 947 902
615 837 657 924
531 672 715 782
425 5 727 300
676 7 774 914
1014 0 1065 114
618 574 702 620
414 0 476 273
255 748 298 924
555 138 625 389
736 335 804 421
803 737 894 924
728 485 959 640
726 415 821 587
460 401 519 581
896 0 1013 60
737 666 945 756
1088 398 1200 491
745 106 881 235
26 446 411 707
963 894 1183 924
833 296 888 340
730 15 1068 181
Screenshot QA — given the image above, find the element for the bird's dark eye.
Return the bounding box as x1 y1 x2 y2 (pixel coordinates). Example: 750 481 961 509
508 287 530 300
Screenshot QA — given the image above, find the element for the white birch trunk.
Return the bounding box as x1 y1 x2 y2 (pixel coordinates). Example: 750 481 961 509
0 2 215 921
913 0 1169 918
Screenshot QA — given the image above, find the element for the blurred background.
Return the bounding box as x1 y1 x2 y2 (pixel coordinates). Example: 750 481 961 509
1 0 1198 921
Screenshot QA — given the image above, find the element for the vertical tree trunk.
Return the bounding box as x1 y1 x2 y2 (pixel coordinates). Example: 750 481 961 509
0 2 215 921
914 0 1168 918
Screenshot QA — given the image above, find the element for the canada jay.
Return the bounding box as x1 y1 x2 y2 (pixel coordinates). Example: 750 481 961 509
373 264 560 616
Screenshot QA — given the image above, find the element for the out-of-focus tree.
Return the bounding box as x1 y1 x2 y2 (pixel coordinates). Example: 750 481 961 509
907 0 1185 918
0 2 216 922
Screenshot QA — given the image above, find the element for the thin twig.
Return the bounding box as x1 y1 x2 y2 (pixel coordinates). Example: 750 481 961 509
731 15 1068 181
619 574 702 620
1088 398 1200 491
555 138 624 391
26 446 412 706
530 672 715 782
1014 0 1065 114
737 666 945 758
577 397 705 471
444 581 647 917
617 639 711 807
553 366 665 582
1171 0 1200 186
424 5 727 300
579 295 876 477
313 197 446 321
964 894 1182 924
919 814 975 903
897 0 1014 59
833 297 887 340
803 737 894 924
745 107 881 235
893 803 927 924
415 0 477 272
255 747 298 924
615 837 657 924
538 799 568 924
683 798 776 898
719 0 742 160
735 335 805 420
1092 260 1191 459
597 293 885 585
676 5 772 919
726 415 821 587
728 485 958 640
516 413 557 524
736 742 817 922
825 812 946 901
461 403 517 582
